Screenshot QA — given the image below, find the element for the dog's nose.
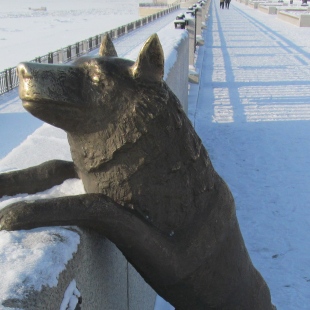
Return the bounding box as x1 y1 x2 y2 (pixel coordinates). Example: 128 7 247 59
17 63 32 79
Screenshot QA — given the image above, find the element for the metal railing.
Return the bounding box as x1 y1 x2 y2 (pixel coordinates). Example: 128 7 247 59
0 4 180 96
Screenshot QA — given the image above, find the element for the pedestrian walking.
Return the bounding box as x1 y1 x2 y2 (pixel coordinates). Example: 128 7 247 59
225 0 231 8
220 0 225 9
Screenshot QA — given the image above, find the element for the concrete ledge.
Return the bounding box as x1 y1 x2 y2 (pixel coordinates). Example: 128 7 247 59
248 1 266 9
269 6 278 14
300 13 310 26
258 4 278 14
248 2 258 9
277 10 310 26
165 33 189 113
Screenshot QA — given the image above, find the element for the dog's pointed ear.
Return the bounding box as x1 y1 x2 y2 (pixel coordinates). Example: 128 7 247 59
99 34 118 57
131 33 164 82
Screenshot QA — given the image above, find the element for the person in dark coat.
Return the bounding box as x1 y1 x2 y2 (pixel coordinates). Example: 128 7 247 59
225 0 231 8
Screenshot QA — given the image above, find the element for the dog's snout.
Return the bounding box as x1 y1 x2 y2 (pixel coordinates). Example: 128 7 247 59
17 63 32 78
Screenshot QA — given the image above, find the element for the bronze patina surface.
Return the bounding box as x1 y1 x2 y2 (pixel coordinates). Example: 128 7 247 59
0 34 276 310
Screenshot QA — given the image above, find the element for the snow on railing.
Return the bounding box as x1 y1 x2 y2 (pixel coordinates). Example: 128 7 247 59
0 4 180 96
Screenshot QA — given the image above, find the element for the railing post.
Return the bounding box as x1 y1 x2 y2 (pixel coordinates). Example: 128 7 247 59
48 52 53 64
76 43 80 57
82 40 88 54
8 68 13 90
56 51 60 64
5 70 9 92
11 67 18 89
67 46 71 61
58 49 64 63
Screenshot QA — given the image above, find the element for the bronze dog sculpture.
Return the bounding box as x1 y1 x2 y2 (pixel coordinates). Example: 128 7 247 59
0 34 276 310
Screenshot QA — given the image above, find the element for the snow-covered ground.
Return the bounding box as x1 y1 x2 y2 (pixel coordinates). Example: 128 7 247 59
0 0 310 309
189 1 310 309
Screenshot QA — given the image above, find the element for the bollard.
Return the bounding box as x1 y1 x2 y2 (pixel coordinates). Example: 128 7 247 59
58 49 63 64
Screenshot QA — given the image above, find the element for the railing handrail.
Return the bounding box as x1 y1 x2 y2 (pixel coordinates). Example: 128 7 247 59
0 4 180 96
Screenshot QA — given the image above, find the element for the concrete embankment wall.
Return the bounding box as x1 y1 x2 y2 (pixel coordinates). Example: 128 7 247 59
166 34 190 113
277 10 310 27
8 228 156 310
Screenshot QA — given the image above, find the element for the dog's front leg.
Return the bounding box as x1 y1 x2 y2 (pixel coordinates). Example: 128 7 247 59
0 160 78 197
0 193 181 287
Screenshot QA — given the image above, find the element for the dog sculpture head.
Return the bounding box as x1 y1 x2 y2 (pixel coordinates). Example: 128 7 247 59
18 34 166 134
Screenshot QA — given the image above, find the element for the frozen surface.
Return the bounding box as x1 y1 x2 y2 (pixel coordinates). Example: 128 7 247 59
0 0 139 70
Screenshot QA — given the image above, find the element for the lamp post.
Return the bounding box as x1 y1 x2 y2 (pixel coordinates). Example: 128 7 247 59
194 8 197 53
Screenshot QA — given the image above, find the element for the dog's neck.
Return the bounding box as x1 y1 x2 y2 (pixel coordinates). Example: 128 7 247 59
67 85 215 232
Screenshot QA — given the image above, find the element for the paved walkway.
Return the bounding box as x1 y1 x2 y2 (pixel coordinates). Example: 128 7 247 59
188 1 310 309
190 0 310 125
